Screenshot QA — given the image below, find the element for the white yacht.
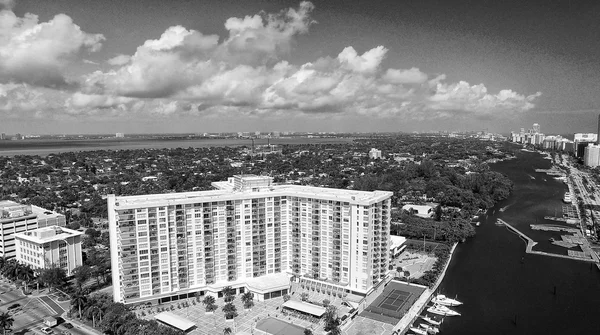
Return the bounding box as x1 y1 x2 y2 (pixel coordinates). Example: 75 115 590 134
427 304 461 317
409 327 428 335
431 294 463 306
420 315 442 326
563 192 572 203
419 324 440 334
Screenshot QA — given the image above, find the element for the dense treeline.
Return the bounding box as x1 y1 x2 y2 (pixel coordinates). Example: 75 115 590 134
72 293 183 335
353 159 513 213
391 214 475 244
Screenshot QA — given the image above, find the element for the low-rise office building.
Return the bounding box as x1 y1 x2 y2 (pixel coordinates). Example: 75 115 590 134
15 226 83 276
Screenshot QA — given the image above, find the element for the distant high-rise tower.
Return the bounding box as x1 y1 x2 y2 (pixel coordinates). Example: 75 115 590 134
597 115 600 144
533 123 540 134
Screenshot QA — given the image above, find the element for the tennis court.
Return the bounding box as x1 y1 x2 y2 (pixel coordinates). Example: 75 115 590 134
375 289 412 312
360 281 425 324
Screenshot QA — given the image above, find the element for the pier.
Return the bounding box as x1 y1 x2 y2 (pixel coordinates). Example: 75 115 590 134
503 221 597 263
530 224 580 234
534 168 565 176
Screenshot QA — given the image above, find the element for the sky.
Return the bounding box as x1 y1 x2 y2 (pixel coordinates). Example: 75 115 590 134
1 0 599 135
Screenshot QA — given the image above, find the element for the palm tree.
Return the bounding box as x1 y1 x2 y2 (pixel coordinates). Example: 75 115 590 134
241 292 254 309
18 264 34 294
85 305 102 328
2 260 19 282
223 286 236 302
304 329 313 335
71 289 88 319
0 257 6 279
0 312 14 335
222 303 238 319
223 327 232 335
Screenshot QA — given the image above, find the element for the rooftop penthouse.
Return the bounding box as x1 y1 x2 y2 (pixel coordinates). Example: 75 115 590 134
0 200 65 226
16 226 83 244
112 175 391 209
0 200 35 222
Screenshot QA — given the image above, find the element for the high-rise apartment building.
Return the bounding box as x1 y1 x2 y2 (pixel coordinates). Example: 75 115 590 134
108 175 393 305
533 123 540 134
584 145 600 167
0 201 66 259
597 114 600 145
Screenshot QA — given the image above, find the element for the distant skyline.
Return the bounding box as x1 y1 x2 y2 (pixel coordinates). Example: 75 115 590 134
1 0 599 134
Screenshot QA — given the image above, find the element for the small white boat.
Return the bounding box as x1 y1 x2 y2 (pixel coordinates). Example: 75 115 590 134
409 328 427 335
419 323 439 334
427 304 461 317
420 315 441 326
431 294 463 306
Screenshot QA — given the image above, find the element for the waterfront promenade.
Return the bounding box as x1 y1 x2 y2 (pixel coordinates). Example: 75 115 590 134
392 243 458 335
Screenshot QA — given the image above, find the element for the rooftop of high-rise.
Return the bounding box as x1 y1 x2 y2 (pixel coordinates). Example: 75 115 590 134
109 175 392 209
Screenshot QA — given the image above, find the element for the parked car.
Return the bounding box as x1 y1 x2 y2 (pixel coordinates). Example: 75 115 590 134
40 327 54 334
7 303 20 310
63 323 73 329
61 331 71 335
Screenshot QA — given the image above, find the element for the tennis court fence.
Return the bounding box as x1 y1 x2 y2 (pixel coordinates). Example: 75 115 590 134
365 306 401 318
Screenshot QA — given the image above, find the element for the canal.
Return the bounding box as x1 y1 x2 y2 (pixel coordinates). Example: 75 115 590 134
439 150 600 335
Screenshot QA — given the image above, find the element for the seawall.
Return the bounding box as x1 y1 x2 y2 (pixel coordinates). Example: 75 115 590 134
394 242 458 334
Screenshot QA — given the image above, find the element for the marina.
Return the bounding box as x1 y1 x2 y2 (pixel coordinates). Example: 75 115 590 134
503 219 596 262
440 150 600 335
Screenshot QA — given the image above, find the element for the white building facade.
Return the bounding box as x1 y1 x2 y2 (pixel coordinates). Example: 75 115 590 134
14 226 83 276
584 145 600 168
108 175 392 305
369 148 382 159
0 201 66 259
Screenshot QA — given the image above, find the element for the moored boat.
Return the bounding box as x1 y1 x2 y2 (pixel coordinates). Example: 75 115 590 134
563 192 572 203
431 294 463 306
427 304 461 317
410 327 428 335
420 315 442 326
419 323 439 334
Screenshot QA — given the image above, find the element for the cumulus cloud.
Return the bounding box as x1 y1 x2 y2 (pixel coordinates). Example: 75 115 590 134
1 1 541 122
0 9 104 87
83 1 314 98
337 46 387 74
383 68 428 84
0 0 15 10
107 54 131 66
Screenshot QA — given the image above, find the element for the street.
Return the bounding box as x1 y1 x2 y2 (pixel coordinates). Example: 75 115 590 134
0 281 94 335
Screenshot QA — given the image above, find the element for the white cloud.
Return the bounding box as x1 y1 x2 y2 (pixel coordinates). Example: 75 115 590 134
337 46 387 74
0 9 104 87
383 68 428 84
1 1 542 122
83 1 314 99
107 54 131 66
0 0 15 10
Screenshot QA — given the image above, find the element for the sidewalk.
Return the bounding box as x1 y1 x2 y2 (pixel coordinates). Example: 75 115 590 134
61 313 104 335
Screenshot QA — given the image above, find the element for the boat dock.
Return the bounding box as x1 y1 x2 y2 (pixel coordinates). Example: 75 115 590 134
534 168 565 176
503 221 537 252
530 224 580 234
503 221 597 263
